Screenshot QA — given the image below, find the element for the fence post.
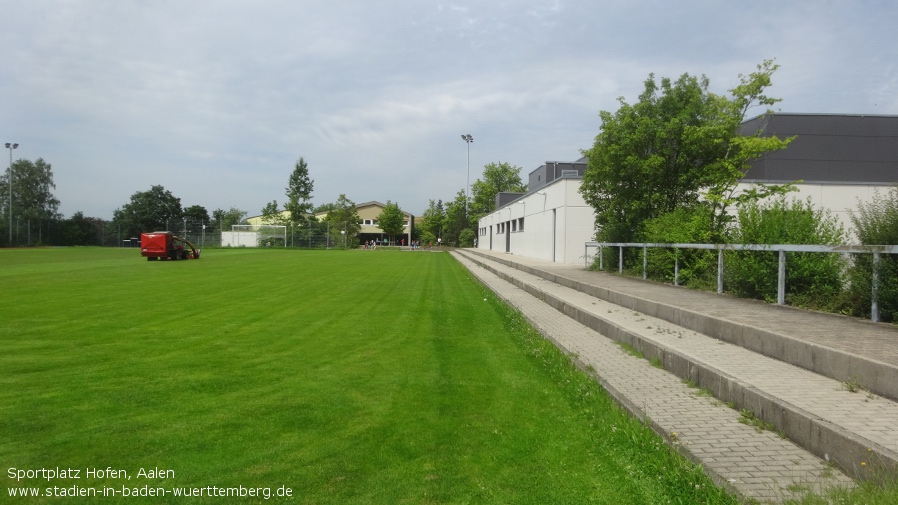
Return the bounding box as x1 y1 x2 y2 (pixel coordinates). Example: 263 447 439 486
717 247 724 294
643 245 647 280
599 246 603 270
777 250 786 305
619 246 623 273
872 252 880 322
674 249 679 287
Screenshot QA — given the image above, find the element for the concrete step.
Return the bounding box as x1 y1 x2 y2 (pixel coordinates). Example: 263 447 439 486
455 249 898 487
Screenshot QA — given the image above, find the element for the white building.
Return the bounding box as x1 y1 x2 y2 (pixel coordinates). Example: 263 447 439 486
477 114 898 265
476 158 595 264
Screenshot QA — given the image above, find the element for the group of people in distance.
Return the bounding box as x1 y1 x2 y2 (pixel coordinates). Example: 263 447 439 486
363 237 443 250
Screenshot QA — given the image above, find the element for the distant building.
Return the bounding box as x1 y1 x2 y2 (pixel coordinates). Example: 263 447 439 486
476 157 593 264
477 114 898 264
317 201 414 246
246 200 415 246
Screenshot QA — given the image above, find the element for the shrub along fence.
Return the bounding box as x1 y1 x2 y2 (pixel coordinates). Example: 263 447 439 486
585 242 898 322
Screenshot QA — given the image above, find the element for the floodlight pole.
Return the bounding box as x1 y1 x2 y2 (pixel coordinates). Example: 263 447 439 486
461 134 473 217
6 142 18 245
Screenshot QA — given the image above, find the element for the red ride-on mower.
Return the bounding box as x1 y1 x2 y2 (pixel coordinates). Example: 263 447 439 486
140 232 201 261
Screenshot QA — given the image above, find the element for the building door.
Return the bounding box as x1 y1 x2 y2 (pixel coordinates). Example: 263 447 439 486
552 209 557 262
505 221 511 253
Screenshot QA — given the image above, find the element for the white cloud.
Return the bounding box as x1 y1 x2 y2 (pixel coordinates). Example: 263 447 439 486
3 0 897 219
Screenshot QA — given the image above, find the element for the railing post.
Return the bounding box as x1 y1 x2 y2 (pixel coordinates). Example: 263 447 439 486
777 250 786 305
717 247 724 294
599 246 603 270
643 245 647 280
619 245 623 274
872 252 880 322
674 249 679 287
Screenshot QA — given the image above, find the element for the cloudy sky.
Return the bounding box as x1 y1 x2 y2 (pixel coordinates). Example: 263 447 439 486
3 0 897 220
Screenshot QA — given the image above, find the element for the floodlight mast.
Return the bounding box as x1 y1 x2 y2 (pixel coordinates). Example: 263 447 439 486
6 142 18 245
461 134 473 216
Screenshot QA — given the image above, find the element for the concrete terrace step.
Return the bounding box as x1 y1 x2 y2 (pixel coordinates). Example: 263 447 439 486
452 250 898 503
468 250 898 403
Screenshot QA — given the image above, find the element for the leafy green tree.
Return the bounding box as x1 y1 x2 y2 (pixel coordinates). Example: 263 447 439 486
283 157 315 245
313 202 337 214
113 185 182 237
704 60 797 237
0 158 60 244
60 211 103 246
580 60 794 243
212 207 248 232
183 205 210 224
443 190 470 246
470 162 527 220
285 157 314 221
418 199 445 243
323 194 361 248
261 200 286 225
377 201 406 244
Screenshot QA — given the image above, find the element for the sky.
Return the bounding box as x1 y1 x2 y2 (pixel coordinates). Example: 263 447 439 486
3 0 897 220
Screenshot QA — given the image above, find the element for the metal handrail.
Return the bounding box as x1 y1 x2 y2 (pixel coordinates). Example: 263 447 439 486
584 241 898 322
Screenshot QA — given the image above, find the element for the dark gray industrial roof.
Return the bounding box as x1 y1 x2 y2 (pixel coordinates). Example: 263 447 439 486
742 113 898 184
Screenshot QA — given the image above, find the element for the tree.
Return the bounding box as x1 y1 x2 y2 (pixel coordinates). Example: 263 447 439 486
580 59 793 243
285 157 314 221
470 162 527 220
113 185 182 238
212 207 248 232
443 190 470 246
418 199 445 244
323 194 361 248
60 211 105 246
261 200 285 225
377 201 406 244
1 158 60 244
704 60 797 237
183 205 210 224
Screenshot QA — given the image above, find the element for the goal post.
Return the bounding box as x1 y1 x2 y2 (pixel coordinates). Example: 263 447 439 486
222 225 287 247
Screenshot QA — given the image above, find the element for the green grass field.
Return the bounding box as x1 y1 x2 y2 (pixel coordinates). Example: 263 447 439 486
1 248 745 503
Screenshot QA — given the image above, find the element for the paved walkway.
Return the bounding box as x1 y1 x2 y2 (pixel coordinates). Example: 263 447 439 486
452 249 898 504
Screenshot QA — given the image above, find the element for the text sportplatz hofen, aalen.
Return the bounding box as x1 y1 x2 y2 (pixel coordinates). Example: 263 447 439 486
6 467 293 500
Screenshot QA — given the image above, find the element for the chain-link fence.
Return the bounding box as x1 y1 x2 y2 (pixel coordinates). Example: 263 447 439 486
0 218 359 249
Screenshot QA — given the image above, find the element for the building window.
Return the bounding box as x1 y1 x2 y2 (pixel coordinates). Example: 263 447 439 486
518 217 524 231
511 220 517 232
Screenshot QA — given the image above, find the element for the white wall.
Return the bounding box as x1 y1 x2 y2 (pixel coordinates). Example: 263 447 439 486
221 231 259 247
736 182 894 241
477 178 895 267
477 178 595 265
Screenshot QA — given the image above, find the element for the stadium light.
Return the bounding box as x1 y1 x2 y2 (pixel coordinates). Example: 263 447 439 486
6 142 18 245
461 134 473 216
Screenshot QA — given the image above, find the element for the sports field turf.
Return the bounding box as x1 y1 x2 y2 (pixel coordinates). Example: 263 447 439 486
1 247 740 504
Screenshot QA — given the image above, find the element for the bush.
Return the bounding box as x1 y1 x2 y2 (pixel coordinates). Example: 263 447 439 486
726 197 846 309
458 229 475 247
847 187 898 322
638 206 719 289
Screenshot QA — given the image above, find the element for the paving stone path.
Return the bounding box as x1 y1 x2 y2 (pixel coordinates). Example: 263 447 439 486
452 250 888 504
